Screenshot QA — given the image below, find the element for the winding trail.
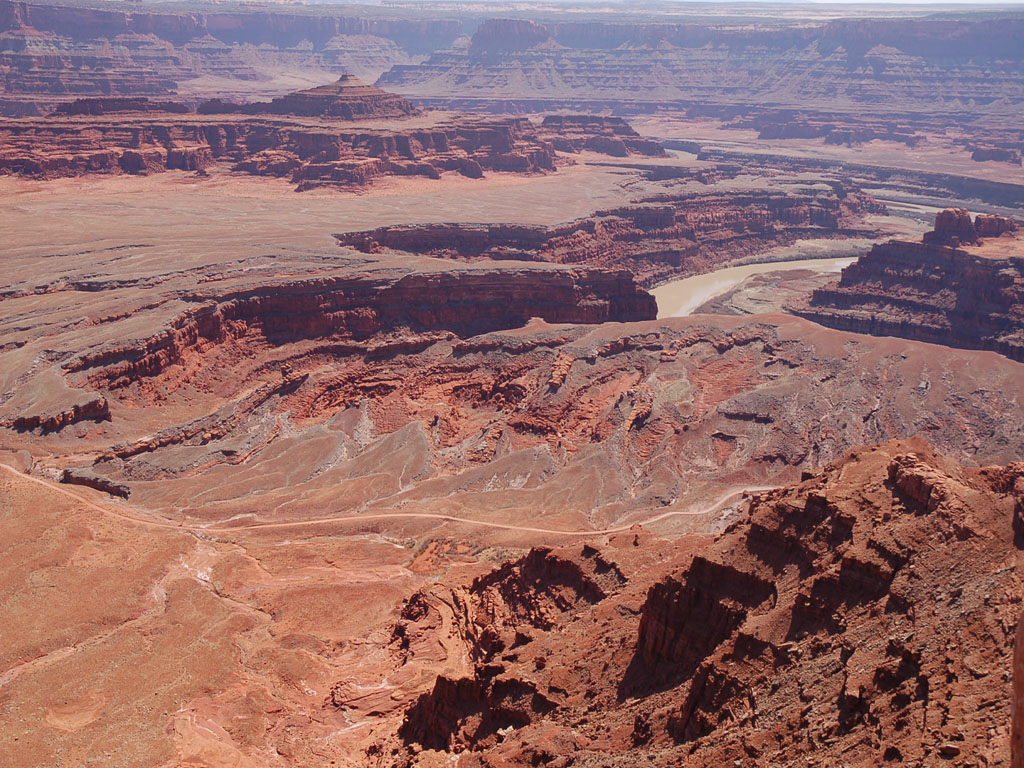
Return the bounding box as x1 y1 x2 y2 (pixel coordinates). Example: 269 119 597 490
0 463 776 536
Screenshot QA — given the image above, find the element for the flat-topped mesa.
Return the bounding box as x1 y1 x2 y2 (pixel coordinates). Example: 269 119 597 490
51 98 190 116
792 208 1024 361
539 114 665 157
469 18 557 55
197 75 418 120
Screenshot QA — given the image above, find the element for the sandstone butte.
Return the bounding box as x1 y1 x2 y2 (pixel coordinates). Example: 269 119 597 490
195 75 420 120
792 208 1024 363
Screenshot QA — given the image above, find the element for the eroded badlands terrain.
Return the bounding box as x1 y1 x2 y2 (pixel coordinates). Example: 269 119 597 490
3 2 1024 767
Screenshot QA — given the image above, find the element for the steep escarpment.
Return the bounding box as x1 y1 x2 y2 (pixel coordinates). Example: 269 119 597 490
336 186 882 286
62 266 657 394
0 111 662 190
379 14 1024 120
393 547 618 752
367 439 1024 766
793 209 1024 362
469 18 556 56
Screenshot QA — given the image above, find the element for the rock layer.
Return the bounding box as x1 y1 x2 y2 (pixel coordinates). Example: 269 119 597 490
380 15 1024 121
0 0 462 113
336 186 882 287
0 111 663 190
793 209 1024 362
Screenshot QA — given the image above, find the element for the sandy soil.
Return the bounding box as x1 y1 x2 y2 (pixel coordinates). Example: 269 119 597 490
0 161 638 270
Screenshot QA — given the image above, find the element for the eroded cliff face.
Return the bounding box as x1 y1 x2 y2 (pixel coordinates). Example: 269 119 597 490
43 264 656 406
793 209 1024 362
0 108 666 189
379 14 1024 120
361 439 1024 767
336 186 882 286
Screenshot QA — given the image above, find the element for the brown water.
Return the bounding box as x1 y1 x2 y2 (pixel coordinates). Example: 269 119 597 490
651 247 861 319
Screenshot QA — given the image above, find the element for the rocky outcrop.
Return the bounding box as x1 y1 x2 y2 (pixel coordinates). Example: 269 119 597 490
196 75 417 120
632 440 1021 761
336 186 882 286
973 146 1023 166
7 396 110 433
51 98 190 116
394 546 623 753
0 111 663 190
366 439 1024 765
63 266 656 391
538 114 665 156
793 209 1024 362
740 109 923 147
923 207 982 246
60 467 130 498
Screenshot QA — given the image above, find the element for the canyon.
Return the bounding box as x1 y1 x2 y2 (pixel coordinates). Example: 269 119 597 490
335 185 881 287
3 2 1024 767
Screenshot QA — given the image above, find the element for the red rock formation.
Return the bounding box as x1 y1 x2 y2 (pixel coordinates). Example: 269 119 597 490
394 546 614 751
0 111 662 189
60 467 130 498
363 439 1024 766
794 209 1024 362
923 207 980 246
336 187 882 286
197 75 417 120
7 396 110 433
977 213 1021 239
62 266 656 392
538 114 665 157
51 97 190 116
